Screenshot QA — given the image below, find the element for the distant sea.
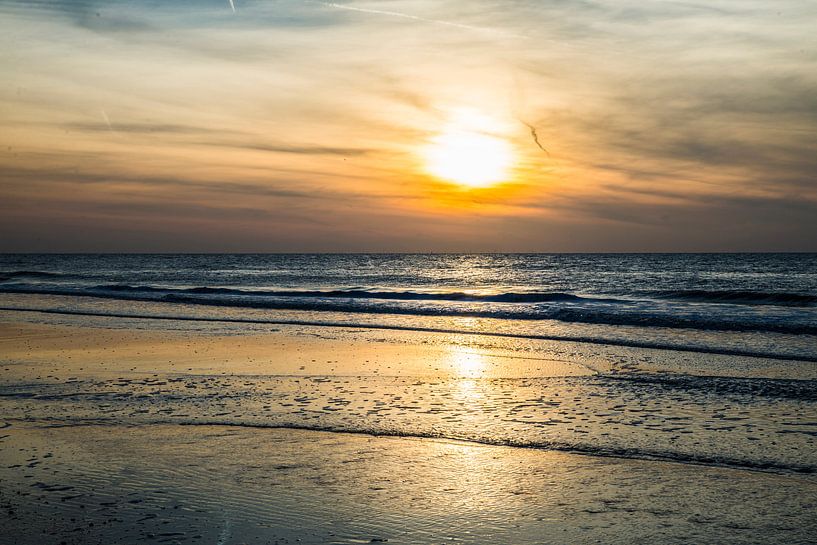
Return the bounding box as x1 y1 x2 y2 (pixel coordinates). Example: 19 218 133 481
1 253 816 361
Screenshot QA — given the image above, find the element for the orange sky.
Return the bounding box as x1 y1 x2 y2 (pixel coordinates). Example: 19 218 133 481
1 0 816 251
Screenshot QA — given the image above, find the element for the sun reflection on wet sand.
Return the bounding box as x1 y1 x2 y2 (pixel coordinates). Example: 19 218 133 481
448 345 487 436
5 424 815 544
449 345 486 378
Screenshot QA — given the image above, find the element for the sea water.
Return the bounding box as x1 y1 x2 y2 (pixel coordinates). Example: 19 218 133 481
1 253 815 474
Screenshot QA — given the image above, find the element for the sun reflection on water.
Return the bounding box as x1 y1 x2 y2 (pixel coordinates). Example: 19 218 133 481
450 346 486 379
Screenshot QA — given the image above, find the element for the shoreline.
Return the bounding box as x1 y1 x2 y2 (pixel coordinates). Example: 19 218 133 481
3 303 816 364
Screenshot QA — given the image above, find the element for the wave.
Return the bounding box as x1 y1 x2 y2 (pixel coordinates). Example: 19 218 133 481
3 276 814 307
86 284 617 303
1 283 816 335
160 295 817 335
1 282 815 334
3 305 816 363
649 289 817 306
0 270 67 282
164 420 815 474
16 416 814 475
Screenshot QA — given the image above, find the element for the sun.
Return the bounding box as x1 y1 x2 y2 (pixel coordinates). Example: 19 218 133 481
422 109 514 188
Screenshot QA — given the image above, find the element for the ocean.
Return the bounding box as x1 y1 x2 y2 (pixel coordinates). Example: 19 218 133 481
1 253 816 359
1 253 816 475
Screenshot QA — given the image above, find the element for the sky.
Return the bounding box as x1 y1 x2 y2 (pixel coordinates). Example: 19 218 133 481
1 0 816 252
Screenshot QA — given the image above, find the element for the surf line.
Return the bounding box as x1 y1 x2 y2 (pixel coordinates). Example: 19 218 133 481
1 306 815 363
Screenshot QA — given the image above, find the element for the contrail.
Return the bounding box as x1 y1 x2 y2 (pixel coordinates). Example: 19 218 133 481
521 120 549 156
306 1 523 38
100 109 114 133
228 0 236 13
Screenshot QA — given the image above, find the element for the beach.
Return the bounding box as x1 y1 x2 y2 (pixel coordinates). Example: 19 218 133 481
1 254 816 543
2 308 817 544
4 423 816 545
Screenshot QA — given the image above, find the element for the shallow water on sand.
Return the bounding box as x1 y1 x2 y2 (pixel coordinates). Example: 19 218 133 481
1 315 815 476
3 372 816 474
2 424 816 545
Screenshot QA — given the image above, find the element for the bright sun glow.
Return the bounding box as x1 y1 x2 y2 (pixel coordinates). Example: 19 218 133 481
423 109 514 188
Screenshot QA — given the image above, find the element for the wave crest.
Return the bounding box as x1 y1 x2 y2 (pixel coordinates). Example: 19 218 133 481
650 289 817 306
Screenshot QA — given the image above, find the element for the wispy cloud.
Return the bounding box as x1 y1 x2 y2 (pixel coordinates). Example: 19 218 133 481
210 142 375 156
1 0 816 251
304 0 525 38
64 121 226 134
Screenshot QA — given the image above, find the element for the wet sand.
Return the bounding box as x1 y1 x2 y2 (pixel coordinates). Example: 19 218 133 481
2 315 817 544
0 319 599 379
3 424 816 545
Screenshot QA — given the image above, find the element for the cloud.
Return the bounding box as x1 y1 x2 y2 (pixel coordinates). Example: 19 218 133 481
1 0 816 250
209 142 375 156
63 121 229 134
